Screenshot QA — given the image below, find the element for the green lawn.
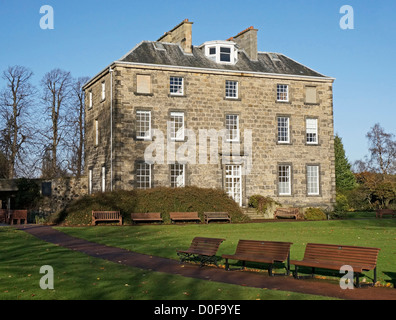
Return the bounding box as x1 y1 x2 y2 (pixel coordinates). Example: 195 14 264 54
58 216 396 287
0 227 331 300
2 215 396 300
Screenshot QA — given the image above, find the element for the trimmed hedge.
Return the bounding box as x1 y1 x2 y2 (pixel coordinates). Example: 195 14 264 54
304 207 327 220
55 186 249 226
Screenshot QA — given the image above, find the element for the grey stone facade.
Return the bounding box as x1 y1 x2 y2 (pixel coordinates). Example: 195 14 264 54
83 20 336 209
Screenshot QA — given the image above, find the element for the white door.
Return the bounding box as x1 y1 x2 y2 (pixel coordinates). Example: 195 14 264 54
225 164 242 206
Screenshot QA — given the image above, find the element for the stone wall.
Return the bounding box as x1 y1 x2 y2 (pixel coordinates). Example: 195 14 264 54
39 176 88 214
84 63 335 210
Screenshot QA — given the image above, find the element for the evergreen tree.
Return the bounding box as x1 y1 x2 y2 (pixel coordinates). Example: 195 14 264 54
334 134 356 191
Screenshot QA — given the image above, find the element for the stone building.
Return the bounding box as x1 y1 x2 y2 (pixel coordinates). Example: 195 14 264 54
83 19 336 209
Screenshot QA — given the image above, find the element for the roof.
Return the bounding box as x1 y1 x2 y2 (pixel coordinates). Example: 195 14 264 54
118 41 329 79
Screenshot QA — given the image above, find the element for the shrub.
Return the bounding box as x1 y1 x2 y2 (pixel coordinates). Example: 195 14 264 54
55 186 249 225
15 178 41 210
248 195 279 215
334 192 349 212
304 207 327 220
343 186 371 211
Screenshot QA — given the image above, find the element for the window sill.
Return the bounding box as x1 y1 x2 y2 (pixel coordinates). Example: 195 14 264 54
225 140 241 143
134 92 154 96
275 100 291 104
168 94 187 98
276 142 292 145
305 142 319 146
169 138 186 143
224 97 241 101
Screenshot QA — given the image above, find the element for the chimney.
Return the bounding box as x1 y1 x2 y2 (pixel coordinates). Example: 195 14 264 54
228 26 258 61
157 19 193 54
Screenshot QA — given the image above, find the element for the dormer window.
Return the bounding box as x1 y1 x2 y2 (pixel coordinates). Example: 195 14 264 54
220 47 231 62
203 41 238 65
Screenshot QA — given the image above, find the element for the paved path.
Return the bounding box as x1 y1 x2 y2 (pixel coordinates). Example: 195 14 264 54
17 225 396 300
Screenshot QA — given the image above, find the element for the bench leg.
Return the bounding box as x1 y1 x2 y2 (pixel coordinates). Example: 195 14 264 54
294 266 315 279
374 267 377 285
355 273 360 288
293 265 298 279
225 258 230 271
177 252 189 264
286 254 290 276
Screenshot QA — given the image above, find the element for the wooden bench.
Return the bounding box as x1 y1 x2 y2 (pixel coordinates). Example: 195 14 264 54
222 240 293 276
290 243 380 287
376 209 396 219
176 237 225 267
0 209 8 224
169 212 201 223
204 212 231 224
274 208 300 220
131 212 163 224
92 211 122 226
9 210 28 225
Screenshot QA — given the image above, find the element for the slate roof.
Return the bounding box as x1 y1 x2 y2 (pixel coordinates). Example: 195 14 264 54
118 41 328 78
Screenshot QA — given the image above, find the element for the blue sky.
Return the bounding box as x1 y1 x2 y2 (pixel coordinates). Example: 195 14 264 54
0 0 395 164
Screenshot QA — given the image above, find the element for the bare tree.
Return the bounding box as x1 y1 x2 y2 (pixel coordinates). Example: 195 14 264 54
40 69 72 178
0 66 36 178
365 123 396 175
66 76 90 177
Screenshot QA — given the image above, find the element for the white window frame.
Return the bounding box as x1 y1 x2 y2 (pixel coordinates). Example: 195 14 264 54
278 165 291 196
101 81 106 100
170 163 185 188
225 164 242 206
225 114 240 142
220 46 232 63
207 46 217 61
277 84 289 102
136 162 152 189
306 118 318 145
95 119 99 146
277 116 290 144
225 80 238 99
307 165 320 195
136 110 152 140
88 91 93 109
101 166 106 193
169 112 185 141
203 41 238 65
88 169 93 194
170 77 184 96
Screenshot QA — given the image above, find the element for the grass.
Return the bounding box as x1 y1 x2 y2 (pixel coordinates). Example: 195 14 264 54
58 214 396 287
0 227 331 300
3 212 396 300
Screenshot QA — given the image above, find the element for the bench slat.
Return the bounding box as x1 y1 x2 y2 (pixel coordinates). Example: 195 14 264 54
222 240 293 275
169 212 201 223
274 208 299 219
376 209 396 218
291 243 380 287
177 237 225 266
92 211 122 226
131 213 163 223
204 212 231 224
